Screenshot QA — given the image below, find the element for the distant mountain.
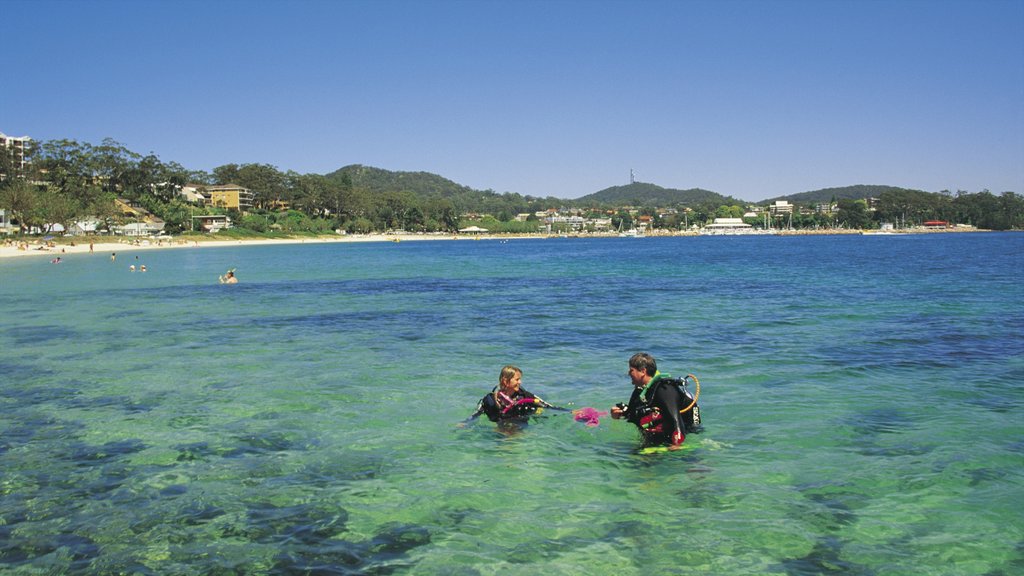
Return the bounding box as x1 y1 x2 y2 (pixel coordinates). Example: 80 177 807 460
322 164 568 216
576 182 738 207
764 185 928 205
322 166 928 211
324 164 476 198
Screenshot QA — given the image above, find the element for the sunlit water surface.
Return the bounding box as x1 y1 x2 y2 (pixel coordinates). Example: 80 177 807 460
1 233 1022 574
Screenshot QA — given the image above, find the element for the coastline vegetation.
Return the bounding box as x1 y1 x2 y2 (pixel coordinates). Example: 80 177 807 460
1 137 1021 240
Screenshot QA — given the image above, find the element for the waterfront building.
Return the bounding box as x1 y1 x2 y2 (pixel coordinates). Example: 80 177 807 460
192 214 232 232
206 184 254 211
770 200 793 215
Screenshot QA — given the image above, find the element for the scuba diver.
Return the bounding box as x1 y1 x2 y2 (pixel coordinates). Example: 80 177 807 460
467 365 560 423
610 352 702 448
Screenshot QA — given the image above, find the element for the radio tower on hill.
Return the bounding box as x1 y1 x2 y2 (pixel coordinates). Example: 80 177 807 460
630 169 636 184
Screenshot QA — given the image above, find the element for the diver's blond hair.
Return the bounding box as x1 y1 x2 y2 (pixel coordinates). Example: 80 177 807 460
499 365 522 386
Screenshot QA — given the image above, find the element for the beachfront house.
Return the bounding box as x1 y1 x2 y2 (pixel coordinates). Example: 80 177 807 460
192 215 231 233
178 184 207 205
544 214 585 231
206 185 254 211
69 220 101 235
115 221 166 236
112 198 165 236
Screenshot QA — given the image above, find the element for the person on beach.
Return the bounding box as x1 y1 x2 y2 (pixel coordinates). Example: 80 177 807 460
467 365 557 423
219 270 237 284
610 352 702 448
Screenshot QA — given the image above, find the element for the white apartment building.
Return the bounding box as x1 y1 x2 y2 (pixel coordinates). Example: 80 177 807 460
0 131 32 175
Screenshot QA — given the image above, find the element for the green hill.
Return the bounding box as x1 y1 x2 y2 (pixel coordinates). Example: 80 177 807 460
764 185 928 205
324 164 476 198
322 164 564 216
322 166 932 211
576 182 738 207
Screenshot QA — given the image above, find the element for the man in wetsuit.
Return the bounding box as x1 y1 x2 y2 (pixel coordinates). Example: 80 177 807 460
610 352 700 448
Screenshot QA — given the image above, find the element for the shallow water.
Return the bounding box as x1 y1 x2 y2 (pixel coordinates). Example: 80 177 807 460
1 233 1022 574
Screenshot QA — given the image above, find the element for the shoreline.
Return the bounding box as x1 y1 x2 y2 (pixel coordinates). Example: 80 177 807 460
0 233 459 260
0 226 995 260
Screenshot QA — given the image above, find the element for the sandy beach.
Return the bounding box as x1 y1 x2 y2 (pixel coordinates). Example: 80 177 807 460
0 226 990 260
0 233 474 260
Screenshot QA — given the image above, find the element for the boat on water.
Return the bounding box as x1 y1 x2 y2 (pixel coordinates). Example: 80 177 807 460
864 223 898 235
614 217 645 238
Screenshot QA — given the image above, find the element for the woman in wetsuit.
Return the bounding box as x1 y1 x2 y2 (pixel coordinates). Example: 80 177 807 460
470 365 547 422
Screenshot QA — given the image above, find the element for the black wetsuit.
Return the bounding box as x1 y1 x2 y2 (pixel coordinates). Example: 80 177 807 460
622 374 701 446
472 387 540 422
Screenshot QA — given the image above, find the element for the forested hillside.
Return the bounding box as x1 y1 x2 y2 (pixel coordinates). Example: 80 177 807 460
765 185 927 205
325 164 564 216
577 182 739 207
325 165 474 198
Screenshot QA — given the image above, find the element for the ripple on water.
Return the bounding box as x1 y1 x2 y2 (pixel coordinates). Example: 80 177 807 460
0 233 1021 574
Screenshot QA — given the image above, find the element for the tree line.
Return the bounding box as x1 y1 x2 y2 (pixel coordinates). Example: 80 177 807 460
1 137 1021 235
0 139 454 235
824 190 1023 231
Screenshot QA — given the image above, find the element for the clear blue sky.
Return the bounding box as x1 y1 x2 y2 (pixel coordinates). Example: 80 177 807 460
3 0 1022 201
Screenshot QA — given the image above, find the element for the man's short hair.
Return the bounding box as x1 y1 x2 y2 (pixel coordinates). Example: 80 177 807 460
629 353 657 377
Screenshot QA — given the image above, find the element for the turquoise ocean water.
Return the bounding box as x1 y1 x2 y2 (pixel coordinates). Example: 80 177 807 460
1 233 1022 574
